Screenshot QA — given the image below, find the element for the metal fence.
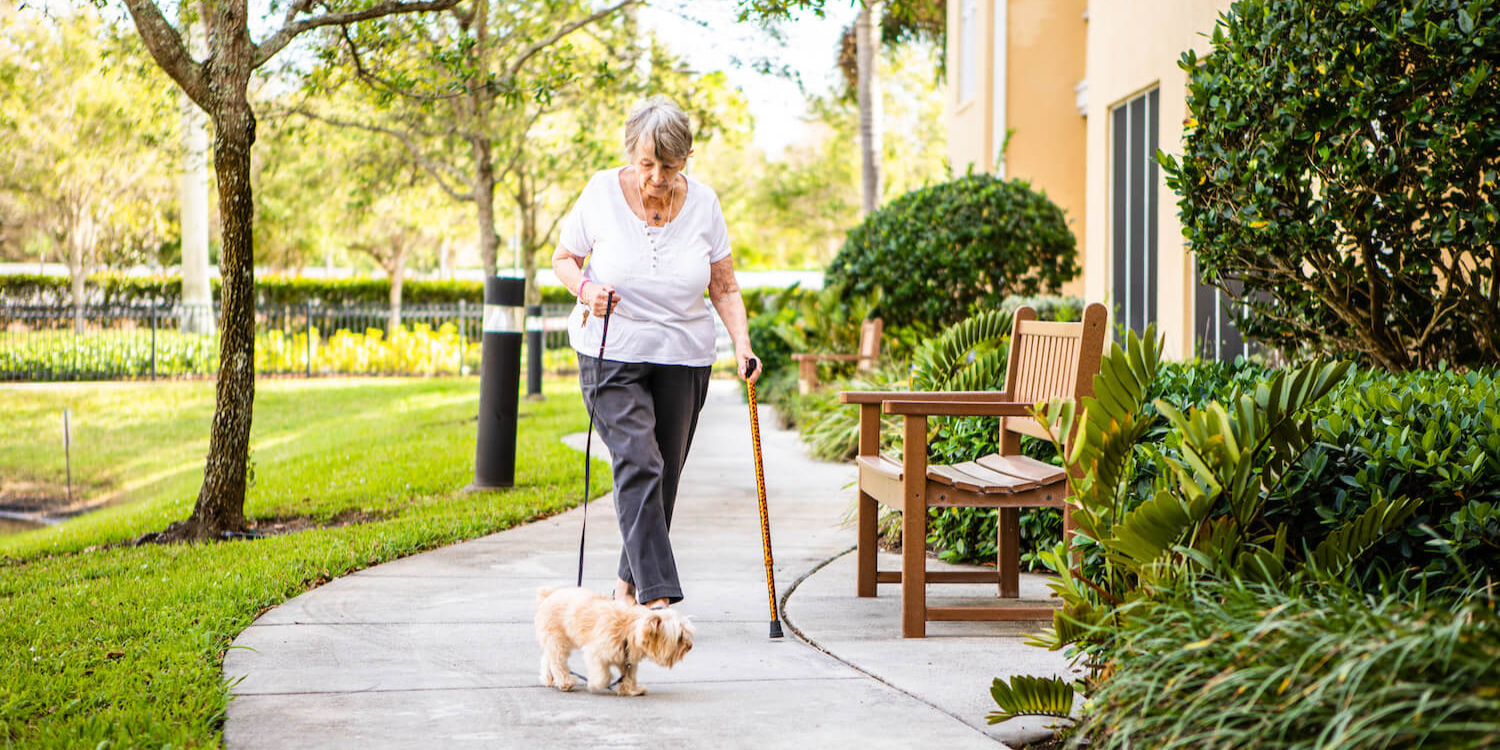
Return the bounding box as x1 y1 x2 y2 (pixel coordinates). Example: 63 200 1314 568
0 301 576 382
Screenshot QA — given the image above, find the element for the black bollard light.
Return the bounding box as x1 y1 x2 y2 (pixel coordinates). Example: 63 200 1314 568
471 274 525 489
525 304 544 400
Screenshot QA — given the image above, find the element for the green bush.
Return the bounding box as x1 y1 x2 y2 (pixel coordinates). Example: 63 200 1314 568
827 173 1079 330
1074 576 1500 750
997 356 1500 590
1101 363 1500 585
744 284 812 407
1162 0 1500 369
742 282 883 413
1281 367 1500 581
1000 294 1084 323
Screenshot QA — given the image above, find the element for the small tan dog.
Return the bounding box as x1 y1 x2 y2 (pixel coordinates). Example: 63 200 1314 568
534 586 695 696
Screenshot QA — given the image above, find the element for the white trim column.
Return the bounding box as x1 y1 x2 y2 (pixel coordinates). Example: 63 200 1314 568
991 0 1008 176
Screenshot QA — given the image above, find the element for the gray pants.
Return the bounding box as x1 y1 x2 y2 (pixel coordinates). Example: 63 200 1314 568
579 354 711 605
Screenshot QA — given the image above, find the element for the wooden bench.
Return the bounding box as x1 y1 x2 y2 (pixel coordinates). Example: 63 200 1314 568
839 303 1108 637
791 318 882 393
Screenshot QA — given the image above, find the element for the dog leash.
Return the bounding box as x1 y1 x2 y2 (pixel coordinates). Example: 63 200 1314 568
568 289 635 691
578 290 615 588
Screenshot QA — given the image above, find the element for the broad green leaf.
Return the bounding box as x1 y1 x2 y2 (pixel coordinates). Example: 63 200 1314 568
987 675 1076 724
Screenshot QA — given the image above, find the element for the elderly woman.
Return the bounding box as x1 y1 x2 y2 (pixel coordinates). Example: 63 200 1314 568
551 97 758 611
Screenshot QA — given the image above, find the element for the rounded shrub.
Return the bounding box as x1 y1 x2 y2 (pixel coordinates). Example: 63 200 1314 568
1163 0 1500 370
826 173 1079 331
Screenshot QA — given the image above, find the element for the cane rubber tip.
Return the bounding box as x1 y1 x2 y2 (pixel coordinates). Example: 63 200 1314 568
769 621 784 639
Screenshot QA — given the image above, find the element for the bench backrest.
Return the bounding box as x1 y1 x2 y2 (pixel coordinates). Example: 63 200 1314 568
999 303 1109 451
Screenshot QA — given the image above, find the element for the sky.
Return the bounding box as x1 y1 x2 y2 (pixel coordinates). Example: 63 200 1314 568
638 1 860 159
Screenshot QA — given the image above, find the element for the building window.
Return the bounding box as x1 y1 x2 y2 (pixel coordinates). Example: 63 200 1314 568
959 0 978 103
1110 87 1159 339
1194 263 1249 361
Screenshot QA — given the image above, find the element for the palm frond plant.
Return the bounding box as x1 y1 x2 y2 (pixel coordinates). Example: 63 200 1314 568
909 307 1012 392
989 327 1435 727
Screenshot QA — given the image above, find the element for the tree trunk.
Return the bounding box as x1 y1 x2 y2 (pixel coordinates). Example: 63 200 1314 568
856 0 884 217
474 138 499 277
66 213 88 334
519 172 540 306
176 22 257 540
386 241 407 334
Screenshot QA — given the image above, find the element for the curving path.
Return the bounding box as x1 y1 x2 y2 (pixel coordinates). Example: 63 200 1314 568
223 381 1075 749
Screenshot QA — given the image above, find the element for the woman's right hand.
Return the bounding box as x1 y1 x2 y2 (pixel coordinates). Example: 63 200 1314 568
579 281 620 318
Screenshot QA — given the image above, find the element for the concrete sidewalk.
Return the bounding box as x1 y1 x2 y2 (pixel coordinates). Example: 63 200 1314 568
224 381 1077 749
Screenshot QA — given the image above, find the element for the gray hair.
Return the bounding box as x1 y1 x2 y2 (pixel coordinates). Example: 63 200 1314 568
624 97 693 164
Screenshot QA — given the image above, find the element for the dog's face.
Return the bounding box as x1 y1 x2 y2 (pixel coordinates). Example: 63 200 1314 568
632 608 695 668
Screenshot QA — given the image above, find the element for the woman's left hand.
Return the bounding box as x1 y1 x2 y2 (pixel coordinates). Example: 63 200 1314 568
737 350 761 385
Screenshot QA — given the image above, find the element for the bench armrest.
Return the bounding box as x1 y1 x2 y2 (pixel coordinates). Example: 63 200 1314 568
838 390 1014 405
791 353 863 362
882 399 1037 417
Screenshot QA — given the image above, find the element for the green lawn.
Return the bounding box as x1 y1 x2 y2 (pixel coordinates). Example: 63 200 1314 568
0 376 606 748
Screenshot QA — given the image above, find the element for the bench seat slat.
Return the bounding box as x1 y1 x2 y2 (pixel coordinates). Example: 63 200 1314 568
975 453 1067 486
856 454 904 482
926 461 1040 494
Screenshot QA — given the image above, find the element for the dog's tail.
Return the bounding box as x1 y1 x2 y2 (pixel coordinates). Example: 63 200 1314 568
536 586 556 604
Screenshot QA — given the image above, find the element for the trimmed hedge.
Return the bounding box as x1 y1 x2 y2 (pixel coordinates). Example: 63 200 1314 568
1289 367 1500 581
0 324 481 379
0 274 578 307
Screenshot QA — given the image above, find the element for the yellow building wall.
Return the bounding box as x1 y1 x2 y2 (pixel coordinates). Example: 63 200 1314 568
1005 0 1087 299
946 0 1088 300
1083 0 1234 358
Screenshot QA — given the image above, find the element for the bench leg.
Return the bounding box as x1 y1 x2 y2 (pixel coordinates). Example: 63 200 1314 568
857 490 877 597
901 505 927 638
997 508 1020 598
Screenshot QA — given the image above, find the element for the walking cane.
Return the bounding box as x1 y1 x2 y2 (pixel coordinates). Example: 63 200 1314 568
744 358 784 639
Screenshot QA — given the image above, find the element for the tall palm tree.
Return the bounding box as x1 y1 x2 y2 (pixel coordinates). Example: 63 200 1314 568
855 0 883 216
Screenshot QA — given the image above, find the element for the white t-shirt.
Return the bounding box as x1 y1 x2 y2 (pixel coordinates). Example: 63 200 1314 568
560 166 732 366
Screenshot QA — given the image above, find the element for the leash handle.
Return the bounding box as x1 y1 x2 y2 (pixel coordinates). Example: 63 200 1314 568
745 357 783 638
578 290 615 588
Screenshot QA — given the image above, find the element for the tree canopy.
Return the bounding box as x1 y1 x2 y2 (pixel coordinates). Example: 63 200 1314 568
1163 0 1500 370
